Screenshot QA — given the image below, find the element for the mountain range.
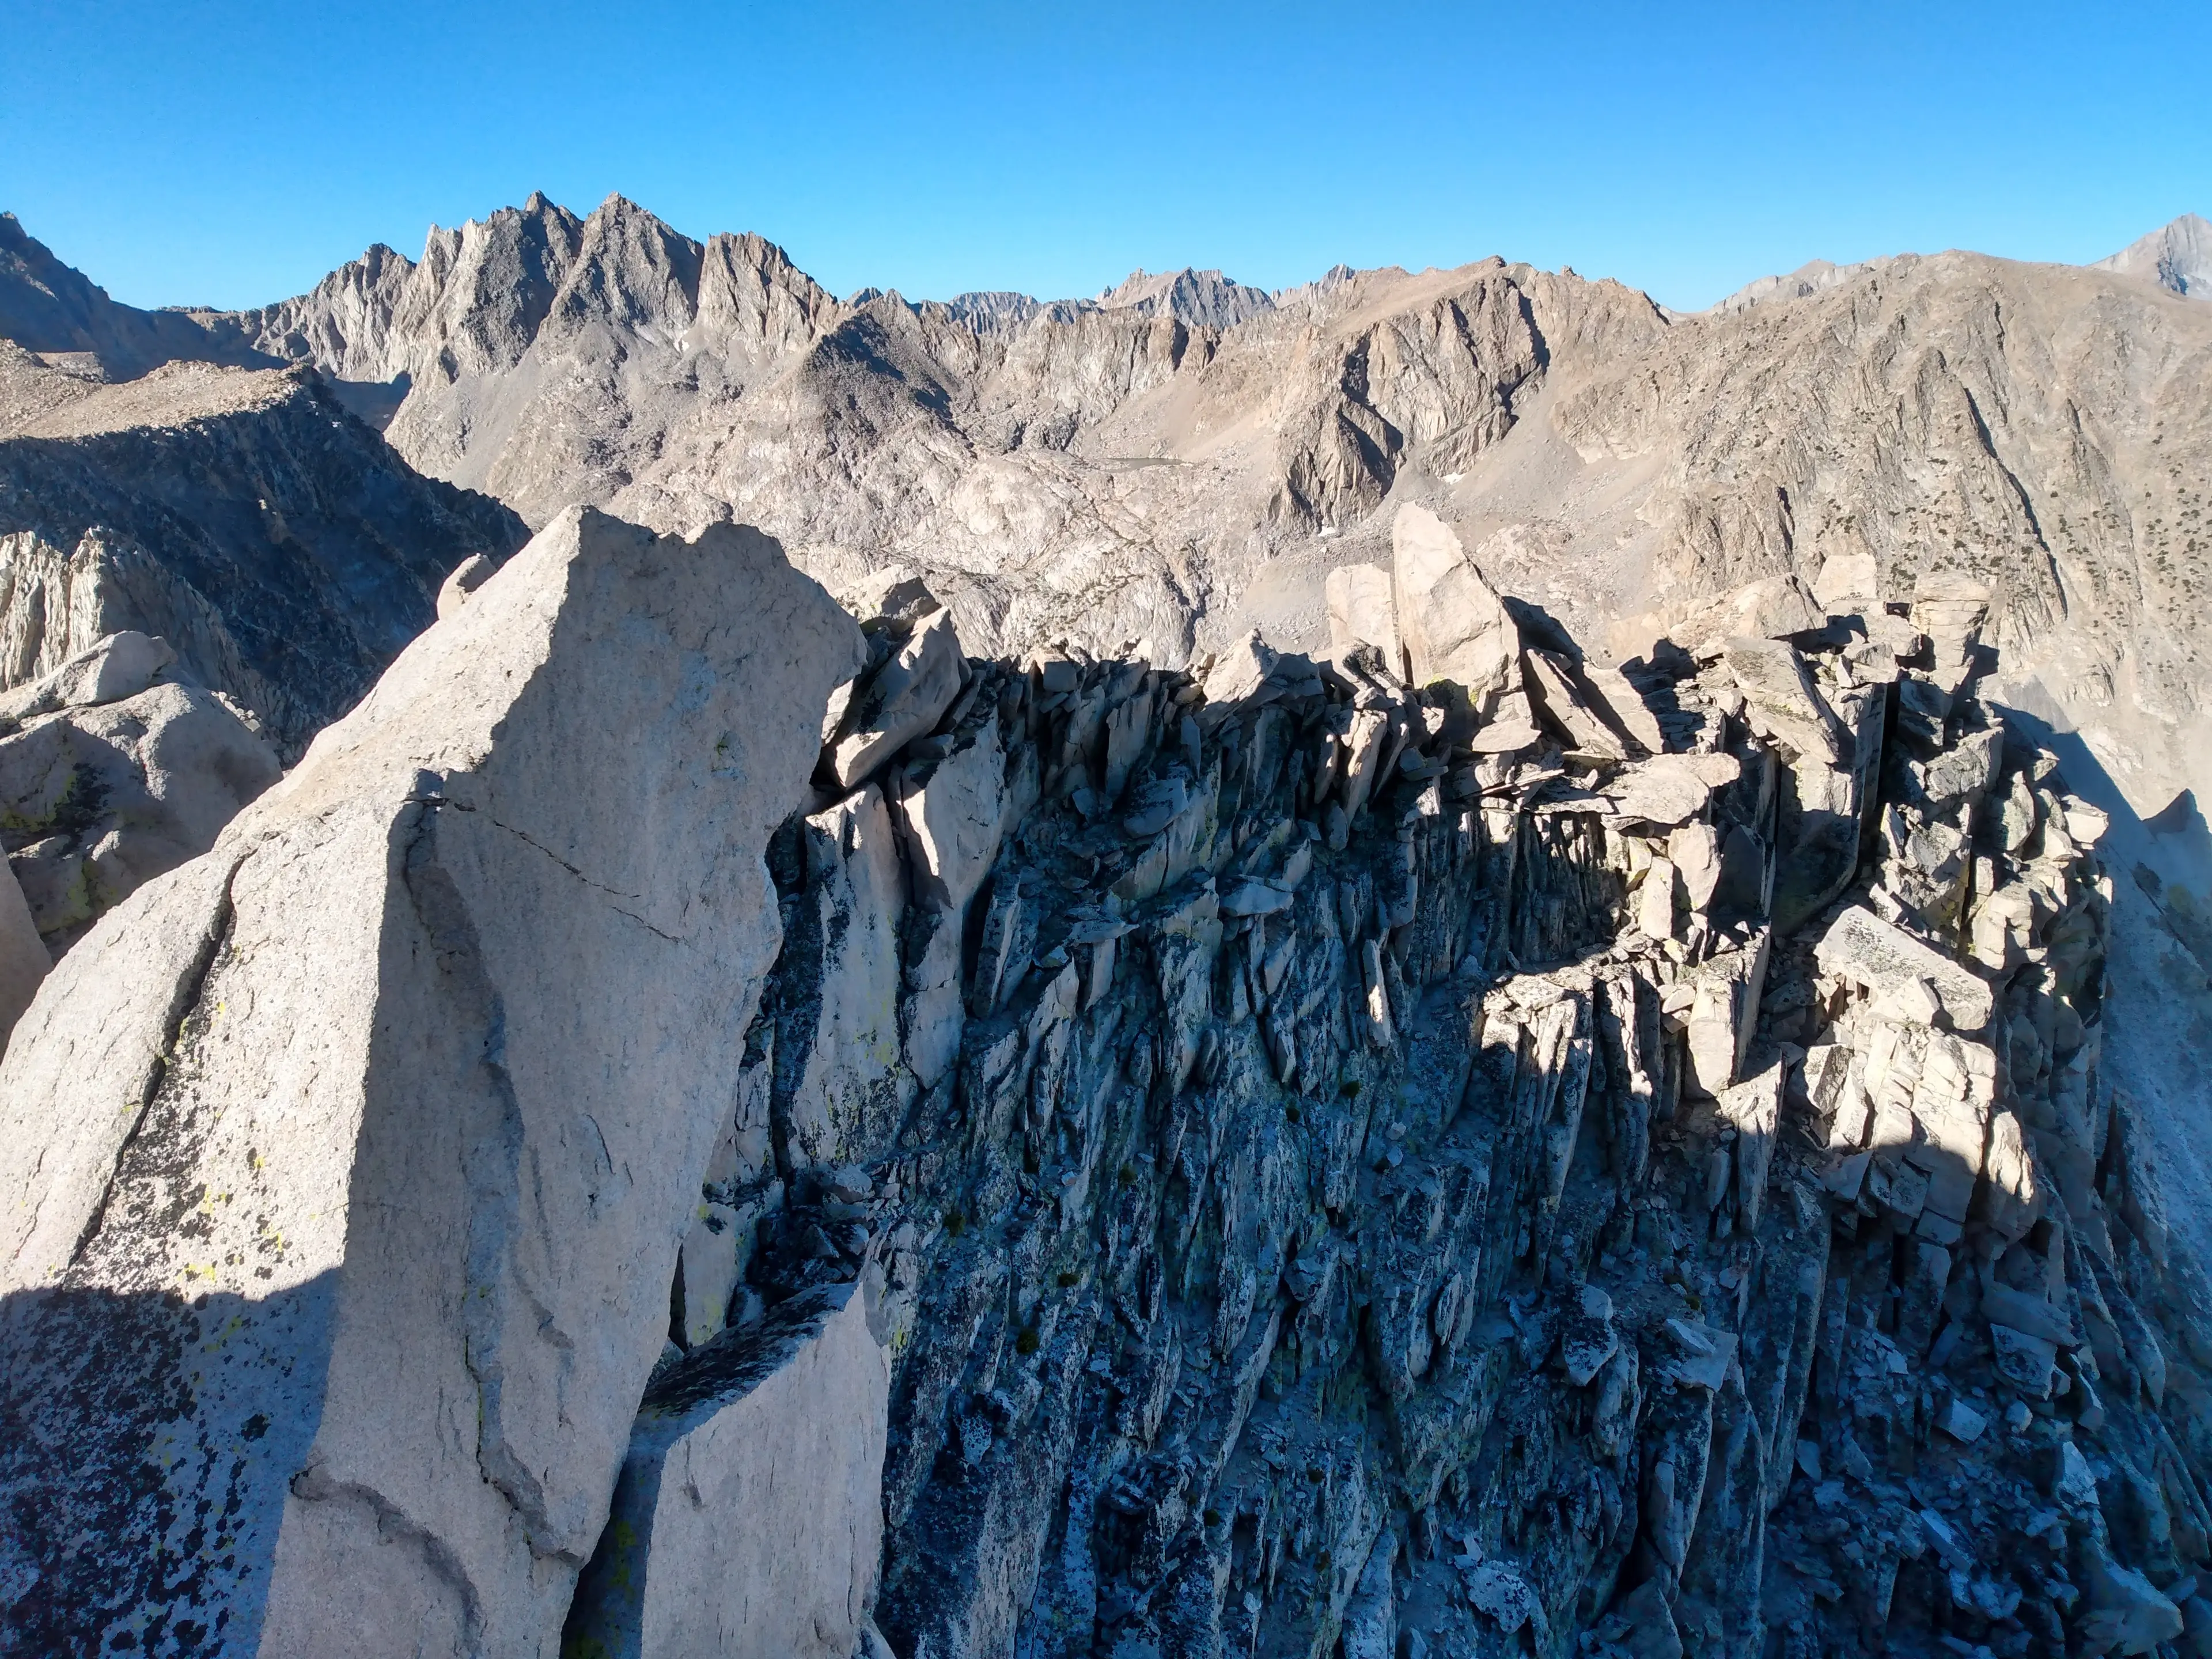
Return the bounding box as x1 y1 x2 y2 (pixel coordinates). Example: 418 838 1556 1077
7 196 2207 832
5 194 2212 1659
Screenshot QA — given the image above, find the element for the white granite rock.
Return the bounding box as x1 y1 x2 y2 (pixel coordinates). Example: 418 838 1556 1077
1391 506 1517 704
828 609 964 788
1814 904 1994 1032
0 629 174 724
778 782 914 1171
434 551 498 619
564 1277 891 1659
1325 562 1399 667
0 505 864 1658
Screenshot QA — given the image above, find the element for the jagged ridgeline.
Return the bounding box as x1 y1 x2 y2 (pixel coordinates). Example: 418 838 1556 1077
651 507 2206 1658
0 502 2203 1659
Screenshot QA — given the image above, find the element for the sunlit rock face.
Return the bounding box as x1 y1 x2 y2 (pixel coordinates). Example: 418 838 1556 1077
0 507 862 1658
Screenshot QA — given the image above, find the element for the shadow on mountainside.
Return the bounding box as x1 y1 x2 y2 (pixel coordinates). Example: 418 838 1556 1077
1986 688 2212 1275
0 1275 339 1657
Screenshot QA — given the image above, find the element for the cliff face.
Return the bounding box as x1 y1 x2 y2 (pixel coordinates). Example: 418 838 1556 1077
0 509 866 1658
0 354 527 756
685 531 2203 1659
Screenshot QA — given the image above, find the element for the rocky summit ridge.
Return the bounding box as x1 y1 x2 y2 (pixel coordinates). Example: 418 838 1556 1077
0 494 2209 1659
0 204 2207 1659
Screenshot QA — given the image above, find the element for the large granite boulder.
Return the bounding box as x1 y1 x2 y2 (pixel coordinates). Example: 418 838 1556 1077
0 505 864 1657
824 608 964 790
0 668 280 949
1391 505 1517 705
563 1275 892 1659
1324 561 1399 666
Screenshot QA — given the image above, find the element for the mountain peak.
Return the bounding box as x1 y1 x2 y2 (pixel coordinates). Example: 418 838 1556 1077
0 210 270 376
1096 266 1273 329
2093 211 2212 299
589 191 667 225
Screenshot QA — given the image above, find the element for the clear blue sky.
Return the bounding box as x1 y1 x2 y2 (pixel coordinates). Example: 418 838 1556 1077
3 1 2207 315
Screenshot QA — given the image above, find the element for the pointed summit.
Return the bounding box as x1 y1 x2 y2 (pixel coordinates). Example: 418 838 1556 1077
589 190 659 223
560 193 705 336
2093 212 2212 299
1096 266 1273 329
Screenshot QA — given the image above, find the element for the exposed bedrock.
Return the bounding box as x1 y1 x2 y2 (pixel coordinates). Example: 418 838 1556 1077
0 506 863 1657
654 505 2212 1659
564 1274 892 1659
1 495 2206 1659
0 628 281 971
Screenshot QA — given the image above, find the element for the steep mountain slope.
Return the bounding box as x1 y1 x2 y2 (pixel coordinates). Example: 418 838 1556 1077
1534 251 2212 811
0 350 527 755
0 212 267 380
1710 256 1895 315
2094 212 2212 300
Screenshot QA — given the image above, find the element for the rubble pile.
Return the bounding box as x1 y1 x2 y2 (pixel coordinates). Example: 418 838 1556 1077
660 514 2212 1658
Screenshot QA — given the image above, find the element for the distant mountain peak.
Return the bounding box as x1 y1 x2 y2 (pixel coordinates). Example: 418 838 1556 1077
1096 266 1274 329
589 191 665 224
937 290 1043 331
1709 256 1901 316
2094 211 2212 300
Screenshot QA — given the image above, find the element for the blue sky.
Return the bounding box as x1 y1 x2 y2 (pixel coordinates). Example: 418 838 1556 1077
3 1 2207 314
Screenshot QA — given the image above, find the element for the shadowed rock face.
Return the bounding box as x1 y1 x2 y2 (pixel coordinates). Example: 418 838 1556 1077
0 507 863 1658
604 535 2209 1659
0 356 528 759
